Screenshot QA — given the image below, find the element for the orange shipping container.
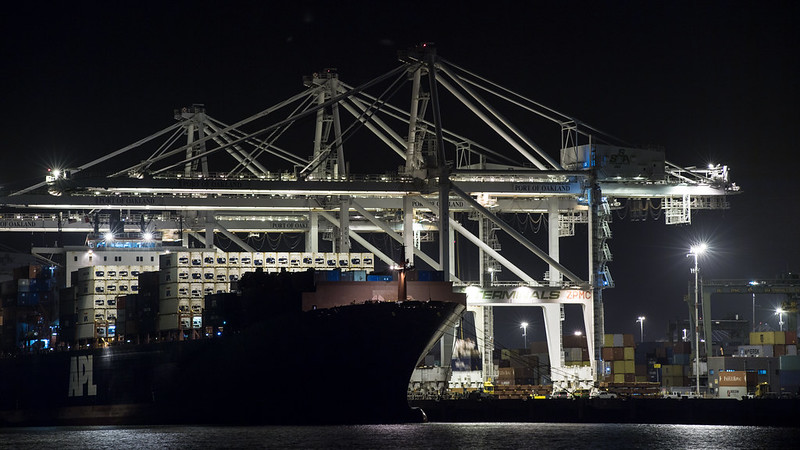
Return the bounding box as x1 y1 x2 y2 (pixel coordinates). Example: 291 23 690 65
718 371 747 387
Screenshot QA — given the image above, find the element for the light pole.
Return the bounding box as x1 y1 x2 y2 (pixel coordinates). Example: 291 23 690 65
776 308 785 331
688 243 707 396
636 316 646 343
521 322 528 349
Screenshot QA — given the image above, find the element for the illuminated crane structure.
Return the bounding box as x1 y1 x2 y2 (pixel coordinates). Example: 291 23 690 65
0 45 737 391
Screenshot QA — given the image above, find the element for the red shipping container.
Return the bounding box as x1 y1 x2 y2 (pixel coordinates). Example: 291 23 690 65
787 331 797 345
612 347 625 360
602 347 615 361
774 344 787 357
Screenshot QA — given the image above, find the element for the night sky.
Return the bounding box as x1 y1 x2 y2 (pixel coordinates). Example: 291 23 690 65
1 1 798 348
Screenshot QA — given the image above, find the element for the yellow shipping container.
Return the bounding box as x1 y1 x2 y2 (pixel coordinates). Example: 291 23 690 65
750 331 785 345
624 347 635 361
635 376 648 383
603 334 615 347
613 360 626 374
613 373 626 383
625 360 635 374
662 364 684 377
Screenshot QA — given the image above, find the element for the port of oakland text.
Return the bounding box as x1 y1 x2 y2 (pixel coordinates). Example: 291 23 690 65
512 183 578 193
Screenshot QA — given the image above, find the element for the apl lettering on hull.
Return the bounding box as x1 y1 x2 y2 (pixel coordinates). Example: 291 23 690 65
68 355 97 397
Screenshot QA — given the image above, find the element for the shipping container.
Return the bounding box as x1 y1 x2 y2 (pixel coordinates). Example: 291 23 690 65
750 331 785 345
601 347 615 361
603 334 615 348
202 251 216 266
253 252 265 267
612 347 624 361
718 371 748 386
214 267 228 282
301 252 313 267
613 360 626 374
190 252 203 266
337 253 350 268
780 355 800 371
215 254 227 266
349 253 362 268
361 253 374 269
718 386 746 400
190 267 203 281
738 345 773 357
227 267 240 282
325 253 337 268
787 345 798 356
289 252 302 267
227 252 239 266
623 347 635 361
76 323 95 339
622 334 635 347
239 252 253 266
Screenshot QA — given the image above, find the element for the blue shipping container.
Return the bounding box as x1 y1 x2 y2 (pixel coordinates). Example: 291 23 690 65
367 275 393 282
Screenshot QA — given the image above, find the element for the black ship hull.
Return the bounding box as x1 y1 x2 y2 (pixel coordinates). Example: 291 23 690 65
0 300 464 426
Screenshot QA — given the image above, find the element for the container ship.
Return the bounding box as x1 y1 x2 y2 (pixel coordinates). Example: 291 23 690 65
0 253 466 426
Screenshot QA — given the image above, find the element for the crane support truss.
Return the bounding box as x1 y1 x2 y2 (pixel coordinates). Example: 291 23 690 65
0 45 738 388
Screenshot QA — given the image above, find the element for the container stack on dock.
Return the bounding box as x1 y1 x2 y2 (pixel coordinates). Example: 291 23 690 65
740 331 798 357
600 333 637 383
0 264 58 350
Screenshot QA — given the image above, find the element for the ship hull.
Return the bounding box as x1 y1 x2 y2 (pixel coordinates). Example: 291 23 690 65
0 300 464 426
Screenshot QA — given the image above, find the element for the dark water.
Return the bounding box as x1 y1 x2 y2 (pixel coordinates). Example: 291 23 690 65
1 423 799 449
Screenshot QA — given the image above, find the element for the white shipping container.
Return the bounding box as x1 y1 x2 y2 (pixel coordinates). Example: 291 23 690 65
105 280 118 294
227 267 240 282
117 280 130 293
253 252 265 267
190 267 203 281
203 283 215 297
738 345 773 357
214 282 228 294
718 386 747 400
239 252 253 266
190 300 203 314
265 252 278 267
301 252 313 268
227 252 239 266
129 266 143 278
142 265 158 273
289 252 302 267
314 252 326 268
613 334 624 347
337 253 350 268
275 252 288 267
215 252 227 266
117 266 131 279
106 308 118 321
215 267 228 282
325 253 337 268
190 283 203 298
192 316 203 329
190 252 203 266
361 253 374 269
349 253 362 268
105 266 119 279
202 267 215 282
787 345 798 356
202 251 216 266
